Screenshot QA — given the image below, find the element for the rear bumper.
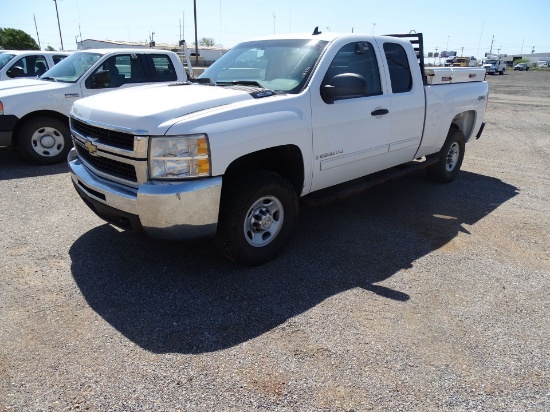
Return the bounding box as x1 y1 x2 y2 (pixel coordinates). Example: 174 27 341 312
68 148 223 240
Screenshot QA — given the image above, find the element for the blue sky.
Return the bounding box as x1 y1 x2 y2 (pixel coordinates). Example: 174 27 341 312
2 0 549 59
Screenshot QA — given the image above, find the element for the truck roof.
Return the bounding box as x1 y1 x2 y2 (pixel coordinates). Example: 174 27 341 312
244 31 413 46
0 50 72 56
73 48 179 55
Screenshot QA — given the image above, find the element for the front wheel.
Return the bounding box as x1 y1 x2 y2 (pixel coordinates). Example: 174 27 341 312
215 170 299 266
426 128 466 183
18 116 72 165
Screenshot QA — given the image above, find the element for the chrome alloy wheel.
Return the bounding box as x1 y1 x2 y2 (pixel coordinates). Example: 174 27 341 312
244 195 284 247
445 142 460 172
31 126 65 157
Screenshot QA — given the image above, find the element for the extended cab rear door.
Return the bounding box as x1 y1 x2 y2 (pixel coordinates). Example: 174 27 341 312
376 38 425 165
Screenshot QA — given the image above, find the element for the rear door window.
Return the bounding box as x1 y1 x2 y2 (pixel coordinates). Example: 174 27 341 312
383 42 413 93
148 54 178 82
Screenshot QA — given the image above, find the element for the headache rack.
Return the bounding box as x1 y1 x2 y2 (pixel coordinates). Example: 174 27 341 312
385 32 426 85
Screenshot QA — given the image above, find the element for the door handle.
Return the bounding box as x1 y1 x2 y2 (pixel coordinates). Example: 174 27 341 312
371 109 389 116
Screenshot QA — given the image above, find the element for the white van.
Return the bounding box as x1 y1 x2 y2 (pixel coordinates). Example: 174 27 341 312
536 60 549 68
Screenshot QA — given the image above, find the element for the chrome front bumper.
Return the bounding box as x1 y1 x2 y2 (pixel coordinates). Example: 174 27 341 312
68 148 222 240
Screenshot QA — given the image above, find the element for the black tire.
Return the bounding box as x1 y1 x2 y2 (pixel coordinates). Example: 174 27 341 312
18 116 72 165
426 128 465 183
215 170 299 266
499 69 504 75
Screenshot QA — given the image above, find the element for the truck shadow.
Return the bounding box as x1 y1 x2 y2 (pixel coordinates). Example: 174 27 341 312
0 148 68 180
69 171 518 354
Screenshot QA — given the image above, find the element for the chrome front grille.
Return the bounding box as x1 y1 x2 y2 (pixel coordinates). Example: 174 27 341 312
75 145 138 182
70 115 150 187
71 117 135 150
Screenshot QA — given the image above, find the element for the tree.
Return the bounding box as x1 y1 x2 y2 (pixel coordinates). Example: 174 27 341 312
45 45 56 51
0 28 39 50
199 37 216 47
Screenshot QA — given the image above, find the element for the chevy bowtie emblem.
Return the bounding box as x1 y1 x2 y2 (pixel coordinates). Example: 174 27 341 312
84 140 98 155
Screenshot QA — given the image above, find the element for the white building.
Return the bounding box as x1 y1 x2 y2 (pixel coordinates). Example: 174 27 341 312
76 39 228 66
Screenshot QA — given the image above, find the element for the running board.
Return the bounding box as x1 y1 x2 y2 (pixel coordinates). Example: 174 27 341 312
302 156 439 207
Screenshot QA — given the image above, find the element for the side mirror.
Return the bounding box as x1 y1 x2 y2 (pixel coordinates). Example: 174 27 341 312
6 66 25 78
321 73 368 103
89 70 111 88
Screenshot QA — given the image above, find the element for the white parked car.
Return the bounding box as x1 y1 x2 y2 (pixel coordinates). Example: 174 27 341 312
0 50 71 80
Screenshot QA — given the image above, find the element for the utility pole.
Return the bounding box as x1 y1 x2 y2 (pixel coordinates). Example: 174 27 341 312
33 14 41 50
489 35 494 54
53 0 64 50
461 46 464 56
194 0 198 66
273 12 276 34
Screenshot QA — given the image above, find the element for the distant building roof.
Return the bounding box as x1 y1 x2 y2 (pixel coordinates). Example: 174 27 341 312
77 39 228 53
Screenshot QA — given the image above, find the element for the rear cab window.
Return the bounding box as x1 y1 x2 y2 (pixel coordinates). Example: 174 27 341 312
149 55 177 82
382 42 413 93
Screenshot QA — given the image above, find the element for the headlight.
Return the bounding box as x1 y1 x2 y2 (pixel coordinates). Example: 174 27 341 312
149 134 211 179
0 101 4 115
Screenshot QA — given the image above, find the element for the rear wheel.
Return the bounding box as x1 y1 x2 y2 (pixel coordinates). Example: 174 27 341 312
18 116 71 165
215 170 299 266
426 128 465 183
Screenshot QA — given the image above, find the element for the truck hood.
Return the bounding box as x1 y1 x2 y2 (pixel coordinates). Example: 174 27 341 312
0 78 72 95
71 83 260 134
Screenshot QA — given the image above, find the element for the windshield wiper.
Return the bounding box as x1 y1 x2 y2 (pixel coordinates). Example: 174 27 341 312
216 80 264 88
40 76 57 82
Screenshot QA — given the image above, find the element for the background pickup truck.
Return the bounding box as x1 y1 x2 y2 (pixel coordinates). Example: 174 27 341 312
0 49 186 164
68 31 488 266
0 50 71 80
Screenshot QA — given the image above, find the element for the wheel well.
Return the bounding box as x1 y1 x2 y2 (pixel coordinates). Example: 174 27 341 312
450 110 476 142
12 110 69 149
223 145 305 195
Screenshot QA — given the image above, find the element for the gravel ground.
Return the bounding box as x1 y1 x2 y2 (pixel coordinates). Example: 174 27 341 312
1 70 549 411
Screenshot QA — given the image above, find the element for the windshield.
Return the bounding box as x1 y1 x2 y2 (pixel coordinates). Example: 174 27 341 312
40 51 103 82
199 39 328 93
485 60 497 64
0 53 16 70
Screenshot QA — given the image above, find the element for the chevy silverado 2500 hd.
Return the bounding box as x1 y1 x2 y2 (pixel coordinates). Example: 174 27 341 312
0 49 186 164
68 31 488 266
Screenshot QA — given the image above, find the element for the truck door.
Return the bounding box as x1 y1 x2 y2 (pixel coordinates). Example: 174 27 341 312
310 40 392 192
379 41 425 166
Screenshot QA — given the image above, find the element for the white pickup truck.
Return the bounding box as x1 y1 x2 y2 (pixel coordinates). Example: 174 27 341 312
68 31 488 266
483 58 506 75
0 49 186 164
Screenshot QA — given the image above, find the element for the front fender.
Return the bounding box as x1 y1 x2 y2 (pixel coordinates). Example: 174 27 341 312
166 93 313 187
